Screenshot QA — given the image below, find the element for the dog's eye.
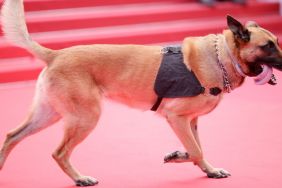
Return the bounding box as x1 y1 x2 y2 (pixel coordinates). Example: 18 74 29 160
261 41 276 51
267 41 275 48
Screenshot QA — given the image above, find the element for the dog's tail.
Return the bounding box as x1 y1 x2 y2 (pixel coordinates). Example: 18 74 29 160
1 0 55 63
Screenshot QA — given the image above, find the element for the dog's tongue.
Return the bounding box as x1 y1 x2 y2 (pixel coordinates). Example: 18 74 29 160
254 65 274 85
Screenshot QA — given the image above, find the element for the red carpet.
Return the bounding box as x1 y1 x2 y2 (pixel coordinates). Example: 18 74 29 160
0 74 282 188
1 0 282 187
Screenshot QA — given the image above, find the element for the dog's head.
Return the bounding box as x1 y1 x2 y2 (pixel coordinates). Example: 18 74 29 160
226 15 282 85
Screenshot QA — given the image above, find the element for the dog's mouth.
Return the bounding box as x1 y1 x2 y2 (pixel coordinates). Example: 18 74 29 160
250 57 282 85
254 65 277 85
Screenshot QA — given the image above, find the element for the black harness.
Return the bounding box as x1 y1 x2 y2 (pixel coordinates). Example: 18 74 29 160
151 46 222 111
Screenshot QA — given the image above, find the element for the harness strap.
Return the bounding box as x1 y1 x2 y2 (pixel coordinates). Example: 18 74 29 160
150 97 163 111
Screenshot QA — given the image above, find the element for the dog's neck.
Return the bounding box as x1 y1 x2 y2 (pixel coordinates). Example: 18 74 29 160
214 33 246 92
222 36 247 78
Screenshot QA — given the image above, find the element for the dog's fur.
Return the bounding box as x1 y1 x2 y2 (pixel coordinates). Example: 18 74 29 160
1 0 282 186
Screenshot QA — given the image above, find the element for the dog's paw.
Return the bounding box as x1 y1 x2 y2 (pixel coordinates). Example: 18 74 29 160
75 176 98 187
206 168 231 179
164 151 189 163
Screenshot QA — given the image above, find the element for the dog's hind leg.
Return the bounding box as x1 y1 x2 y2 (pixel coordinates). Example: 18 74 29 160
165 114 231 178
0 99 60 170
52 114 100 187
51 84 102 187
0 70 61 170
52 113 100 186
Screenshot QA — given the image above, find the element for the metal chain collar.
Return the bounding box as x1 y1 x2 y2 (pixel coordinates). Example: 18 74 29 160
214 35 232 93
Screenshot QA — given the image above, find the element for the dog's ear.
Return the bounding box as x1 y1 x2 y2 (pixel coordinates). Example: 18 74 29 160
227 15 250 42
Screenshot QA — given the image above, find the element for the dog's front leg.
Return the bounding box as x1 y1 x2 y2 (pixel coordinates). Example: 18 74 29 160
164 118 199 163
192 119 231 178
165 114 202 163
165 114 230 178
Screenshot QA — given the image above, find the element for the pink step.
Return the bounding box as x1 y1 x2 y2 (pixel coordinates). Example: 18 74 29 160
1 14 282 59
0 2 278 35
0 57 44 83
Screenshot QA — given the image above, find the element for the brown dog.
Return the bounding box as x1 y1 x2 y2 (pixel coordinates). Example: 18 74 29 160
1 0 282 187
